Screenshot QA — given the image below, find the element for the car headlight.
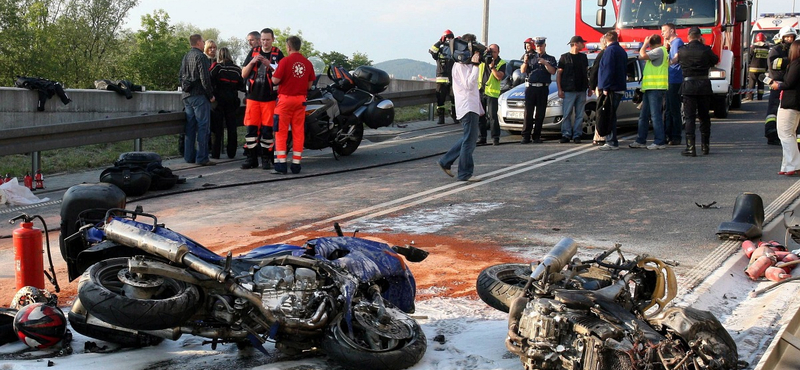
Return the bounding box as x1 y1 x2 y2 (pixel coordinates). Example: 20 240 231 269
547 97 562 107
709 68 726 79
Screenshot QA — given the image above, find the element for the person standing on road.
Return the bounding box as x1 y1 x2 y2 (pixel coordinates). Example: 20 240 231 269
588 35 608 146
210 47 244 159
597 31 627 151
557 35 590 144
630 34 668 150
204 40 217 62
271 35 314 175
430 30 457 125
746 33 771 101
769 40 800 175
438 33 485 182
766 27 798 145
477 43 506 146
677 26 718 157
520 37 557 144
245 31 260 54
240 28 284 170
661 23 684 145
179 33 215 165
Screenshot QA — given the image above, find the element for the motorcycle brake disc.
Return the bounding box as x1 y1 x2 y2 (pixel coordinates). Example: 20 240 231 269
353 305 413 340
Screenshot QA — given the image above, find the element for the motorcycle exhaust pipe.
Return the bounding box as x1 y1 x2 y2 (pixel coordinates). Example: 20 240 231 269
530 237 577 282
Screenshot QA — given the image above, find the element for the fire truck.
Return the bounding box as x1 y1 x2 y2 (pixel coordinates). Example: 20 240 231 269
751 13 800 44
576 0 751 118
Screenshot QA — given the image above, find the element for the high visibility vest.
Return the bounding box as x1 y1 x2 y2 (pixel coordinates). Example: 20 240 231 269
641 46 668 91
479 58 507 98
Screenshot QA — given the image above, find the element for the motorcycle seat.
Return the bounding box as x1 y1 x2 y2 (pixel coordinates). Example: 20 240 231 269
338 90 372 115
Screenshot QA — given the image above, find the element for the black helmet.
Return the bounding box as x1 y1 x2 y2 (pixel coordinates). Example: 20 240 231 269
13 303 67 349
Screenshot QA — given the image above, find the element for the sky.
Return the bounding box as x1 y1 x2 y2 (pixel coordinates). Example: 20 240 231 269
123 0 795 65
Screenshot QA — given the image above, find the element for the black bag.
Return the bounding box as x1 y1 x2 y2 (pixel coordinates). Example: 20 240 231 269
596 93 614 137
99 166 152 196
110 152 179 192
114 151 162 168
146 162 179 191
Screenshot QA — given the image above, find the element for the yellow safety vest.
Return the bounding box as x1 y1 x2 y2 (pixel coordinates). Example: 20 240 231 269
479 59 507 98
641 46 668 91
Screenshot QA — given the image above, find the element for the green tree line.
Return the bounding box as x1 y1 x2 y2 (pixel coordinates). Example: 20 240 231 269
0 0 371 91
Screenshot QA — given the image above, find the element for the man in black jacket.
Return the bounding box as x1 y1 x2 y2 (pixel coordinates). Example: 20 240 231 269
179 34 216 165
677 27 718 157
430 30 457 125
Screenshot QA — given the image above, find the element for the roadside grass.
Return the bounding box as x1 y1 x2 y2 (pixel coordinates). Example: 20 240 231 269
0 104 432 177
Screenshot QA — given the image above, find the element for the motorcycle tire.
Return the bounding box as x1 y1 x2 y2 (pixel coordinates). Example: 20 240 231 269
333 122 364 156
67 302 163 348
321 307 426 370
476 263 531 313
77 257 200 331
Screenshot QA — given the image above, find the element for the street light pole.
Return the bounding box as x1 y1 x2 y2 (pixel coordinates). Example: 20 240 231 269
482 0 489 45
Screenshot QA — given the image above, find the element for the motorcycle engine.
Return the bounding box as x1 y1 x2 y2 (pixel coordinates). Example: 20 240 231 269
254 266 319 318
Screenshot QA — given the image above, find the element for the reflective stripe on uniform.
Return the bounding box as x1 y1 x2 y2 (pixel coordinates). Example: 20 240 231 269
291 151 302 164
430 45 440 53
749 67 767 73
244 136 258 149
436 77 450 84
641 46 669 91
766 114 776 124
274 150 287 163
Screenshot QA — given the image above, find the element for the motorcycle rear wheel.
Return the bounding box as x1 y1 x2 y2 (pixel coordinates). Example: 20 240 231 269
333 122 364 156
321 305 426 370
476 263 531 313
78 257 200 331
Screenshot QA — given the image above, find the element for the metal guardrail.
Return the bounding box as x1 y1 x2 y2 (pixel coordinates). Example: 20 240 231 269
0 89 435 161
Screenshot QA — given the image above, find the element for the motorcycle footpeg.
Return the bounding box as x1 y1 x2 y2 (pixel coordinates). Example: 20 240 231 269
392 245 429 262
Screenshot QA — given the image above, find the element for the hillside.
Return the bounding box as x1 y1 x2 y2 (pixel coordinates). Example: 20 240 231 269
374 58 436 81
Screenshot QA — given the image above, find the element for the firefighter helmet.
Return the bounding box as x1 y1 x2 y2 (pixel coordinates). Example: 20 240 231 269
443 29 454 38
779 26 798 39
754 33 765 43
524 37 533 44
13 303 67 349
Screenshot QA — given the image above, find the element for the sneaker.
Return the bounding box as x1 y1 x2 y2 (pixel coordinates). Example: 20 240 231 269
559 136 570 143
598 144 619 151
628 142 647 148
647 143 667 150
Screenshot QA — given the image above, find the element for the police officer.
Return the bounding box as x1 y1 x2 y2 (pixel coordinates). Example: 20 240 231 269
677 26 718 157
430 30 457 125
520 37 557 144
746 33 771 101
766 26 798 145
477 44 506 146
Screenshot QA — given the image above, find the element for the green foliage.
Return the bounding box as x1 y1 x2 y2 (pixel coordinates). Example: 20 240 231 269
320 50 374 71
273 27 318 58
123 10 186 90
350 51 373 68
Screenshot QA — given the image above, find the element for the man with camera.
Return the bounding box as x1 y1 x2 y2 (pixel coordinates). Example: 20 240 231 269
438 33 485 182
477 44 506 146
520 37 557 144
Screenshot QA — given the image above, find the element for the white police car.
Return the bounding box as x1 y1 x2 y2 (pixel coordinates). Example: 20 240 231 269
498 51 644 136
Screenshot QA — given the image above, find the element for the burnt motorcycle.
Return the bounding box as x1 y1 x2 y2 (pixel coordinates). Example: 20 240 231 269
302 65 395 157
476 238 739 370
58 184 426 369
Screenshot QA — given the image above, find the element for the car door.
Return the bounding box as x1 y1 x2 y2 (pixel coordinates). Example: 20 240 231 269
615 57 644 124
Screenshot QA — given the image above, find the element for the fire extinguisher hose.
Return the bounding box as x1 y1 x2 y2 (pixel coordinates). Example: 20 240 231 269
7 214 60 293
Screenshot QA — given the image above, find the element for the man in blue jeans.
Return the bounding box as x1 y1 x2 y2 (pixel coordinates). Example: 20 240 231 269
438 33 485 182
179 34 216 165
597 31 628 151
557 35 590 143
629 34 668 150
661 23 684 145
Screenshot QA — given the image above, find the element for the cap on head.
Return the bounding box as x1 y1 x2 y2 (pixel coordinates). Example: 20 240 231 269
568 35 587 45
534 37 547 45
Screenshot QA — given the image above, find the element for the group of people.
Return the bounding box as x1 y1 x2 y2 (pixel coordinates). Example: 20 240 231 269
179 29 315 174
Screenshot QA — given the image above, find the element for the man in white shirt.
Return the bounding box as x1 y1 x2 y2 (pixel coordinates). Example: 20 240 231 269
437 33 485 182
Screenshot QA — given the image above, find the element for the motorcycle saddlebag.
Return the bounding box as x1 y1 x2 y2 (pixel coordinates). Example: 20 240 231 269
99 165 152 196
352 66 390 94
304 117 330 150
114 151 162 169
363 98 395 129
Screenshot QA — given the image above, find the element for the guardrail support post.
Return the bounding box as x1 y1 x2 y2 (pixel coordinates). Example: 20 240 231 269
31 151 41 175
134 138 142 151
428 103 435 121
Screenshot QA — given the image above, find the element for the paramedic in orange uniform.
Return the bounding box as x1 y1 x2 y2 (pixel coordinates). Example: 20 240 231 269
271 35 315 174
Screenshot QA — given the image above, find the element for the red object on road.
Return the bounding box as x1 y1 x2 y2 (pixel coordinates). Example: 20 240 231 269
23 173 33 190
765 266 791 282
741 240 757 258
12 222 45 290
3 174 11 183
34 170 44 190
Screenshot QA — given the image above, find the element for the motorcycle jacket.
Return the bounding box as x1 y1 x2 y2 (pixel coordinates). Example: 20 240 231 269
243 46 284 102
769 42 791 81
429 40 454 84
748 42 770 73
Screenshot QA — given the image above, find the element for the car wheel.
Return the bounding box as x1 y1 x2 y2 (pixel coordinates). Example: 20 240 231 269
581 103 597 138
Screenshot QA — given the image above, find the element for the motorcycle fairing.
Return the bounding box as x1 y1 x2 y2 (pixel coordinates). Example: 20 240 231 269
337 90 372 115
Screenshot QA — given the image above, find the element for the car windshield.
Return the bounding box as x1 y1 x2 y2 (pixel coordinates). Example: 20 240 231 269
619 0 717 28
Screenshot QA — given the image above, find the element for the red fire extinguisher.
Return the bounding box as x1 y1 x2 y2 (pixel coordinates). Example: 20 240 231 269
9 214 60 293
2 173 10 183
34 170 44 189
23 172 34 190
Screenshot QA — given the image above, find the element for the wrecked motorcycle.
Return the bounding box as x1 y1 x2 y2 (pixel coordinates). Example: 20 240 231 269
58 187 426 369
476 238 739 370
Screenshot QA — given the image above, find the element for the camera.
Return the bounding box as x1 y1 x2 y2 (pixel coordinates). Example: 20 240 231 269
483 50 493 65
449 37 487 64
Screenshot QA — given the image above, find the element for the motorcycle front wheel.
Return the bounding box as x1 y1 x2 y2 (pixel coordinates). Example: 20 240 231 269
333 122 364 156
321 304 426 370
77 257 200 331
476 263 531 313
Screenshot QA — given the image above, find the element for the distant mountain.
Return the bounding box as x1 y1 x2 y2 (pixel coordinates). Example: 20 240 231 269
374 59 436 81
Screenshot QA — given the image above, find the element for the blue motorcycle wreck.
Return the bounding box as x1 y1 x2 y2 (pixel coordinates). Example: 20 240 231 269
59 185 427 370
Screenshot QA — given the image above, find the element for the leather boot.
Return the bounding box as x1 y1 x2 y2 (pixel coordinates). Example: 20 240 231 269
437 108 445 125
241 146 259 169
701 135 709 155
261 149 273 170
681 136 696 157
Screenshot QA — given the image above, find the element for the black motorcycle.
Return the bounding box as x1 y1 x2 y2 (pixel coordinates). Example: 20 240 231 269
302 65 395 157
477 238 739 370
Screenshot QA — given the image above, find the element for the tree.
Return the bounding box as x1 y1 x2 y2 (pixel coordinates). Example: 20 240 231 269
350 51 373 68
273 27 317 58
123 10 186 90
321 51 351 70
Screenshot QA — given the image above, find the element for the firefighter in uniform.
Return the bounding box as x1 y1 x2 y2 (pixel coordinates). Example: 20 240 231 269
241 28 284 169
430 30 457 125
766 26 798 145
746 33 770 101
